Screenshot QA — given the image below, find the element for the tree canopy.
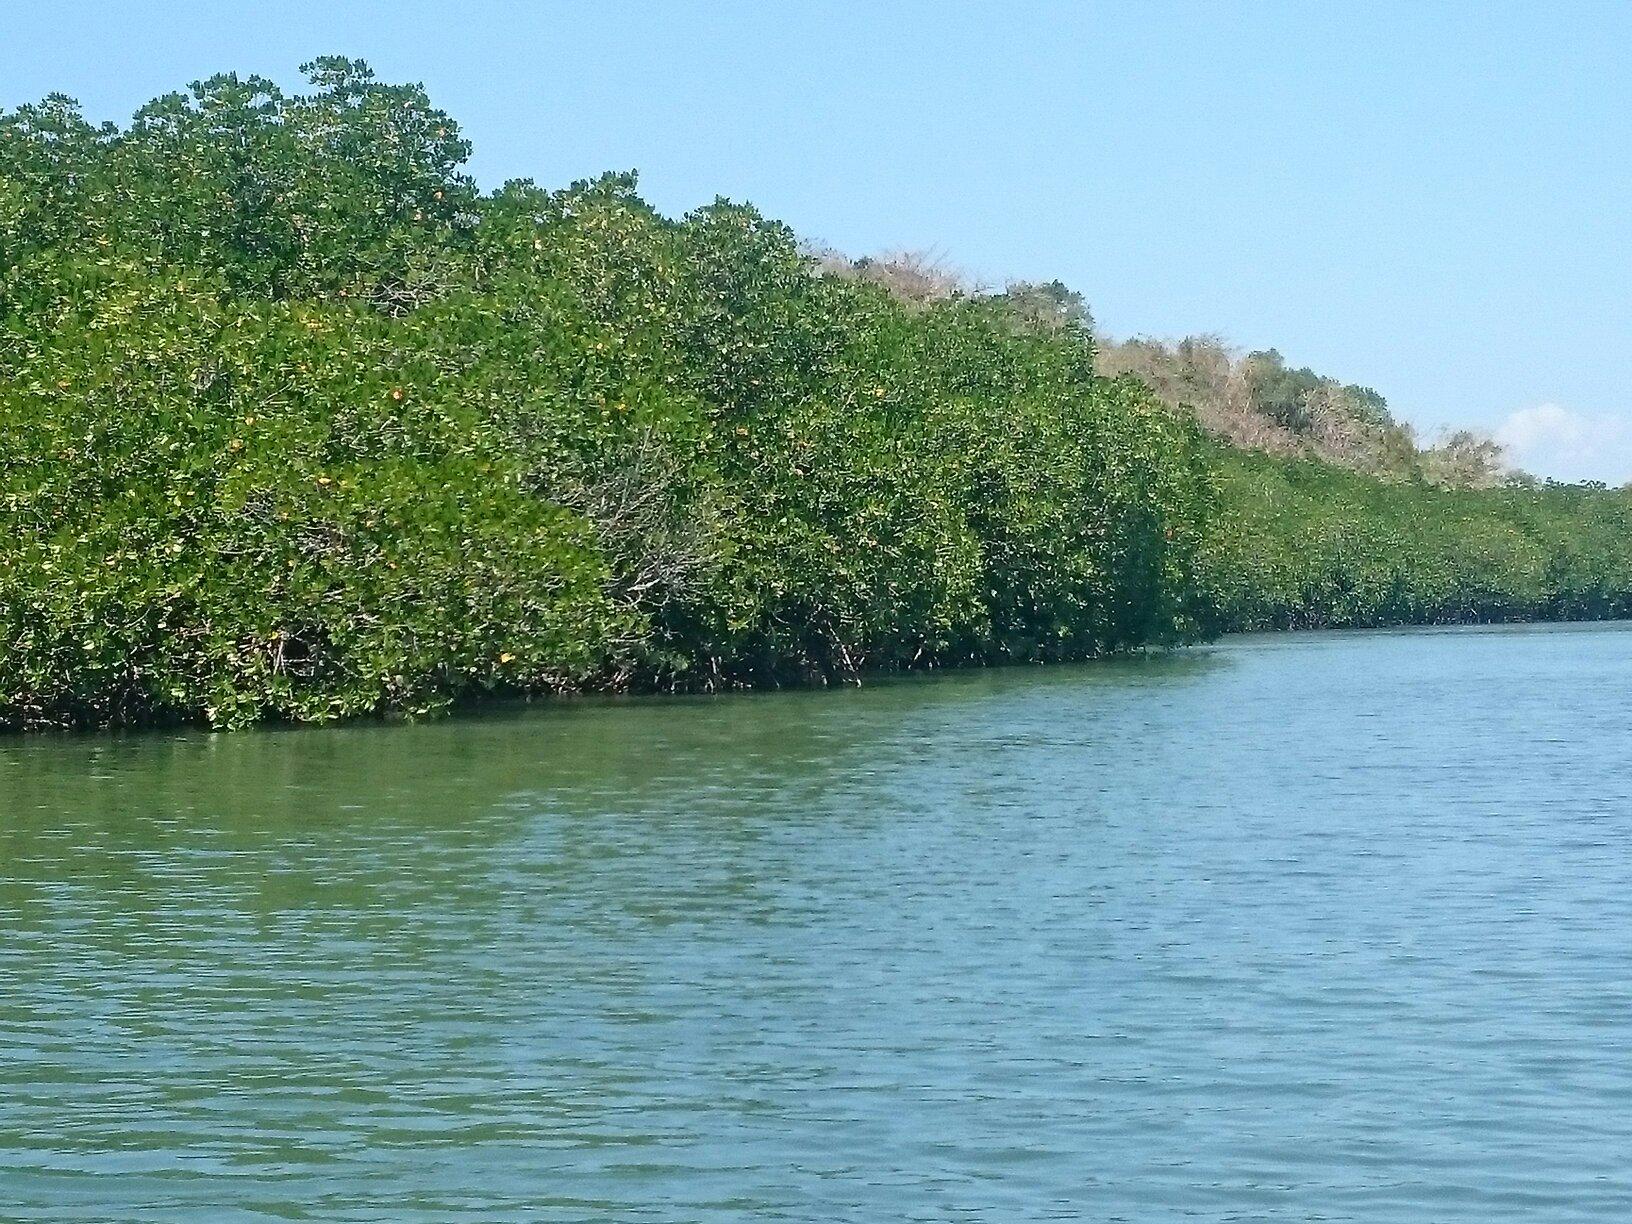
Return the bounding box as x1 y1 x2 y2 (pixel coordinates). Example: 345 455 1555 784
2 60 1628 731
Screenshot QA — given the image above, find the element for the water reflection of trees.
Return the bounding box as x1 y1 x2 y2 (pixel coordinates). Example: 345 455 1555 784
0 651 1219 934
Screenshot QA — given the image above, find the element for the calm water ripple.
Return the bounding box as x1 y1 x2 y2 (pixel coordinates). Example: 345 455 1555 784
5 622 1632 1220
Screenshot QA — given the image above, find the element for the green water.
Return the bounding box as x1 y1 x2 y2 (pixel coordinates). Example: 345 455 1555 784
6 623 1632 1221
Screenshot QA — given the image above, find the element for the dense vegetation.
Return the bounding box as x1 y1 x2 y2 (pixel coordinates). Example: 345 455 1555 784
1204 448 1632 630
3 61 1629 731
814 252 1511 485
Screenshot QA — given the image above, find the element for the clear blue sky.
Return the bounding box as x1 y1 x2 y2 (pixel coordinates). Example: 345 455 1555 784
7 1 1632 480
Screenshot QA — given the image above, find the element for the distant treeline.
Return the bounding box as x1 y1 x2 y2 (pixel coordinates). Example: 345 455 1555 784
1205 448 1632 630
2 60 1628 730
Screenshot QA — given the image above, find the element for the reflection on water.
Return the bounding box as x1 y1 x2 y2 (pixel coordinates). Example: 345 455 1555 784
4 627 1632 1221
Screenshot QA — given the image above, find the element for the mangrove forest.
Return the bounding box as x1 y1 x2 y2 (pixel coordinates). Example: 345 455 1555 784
4 59 1631 731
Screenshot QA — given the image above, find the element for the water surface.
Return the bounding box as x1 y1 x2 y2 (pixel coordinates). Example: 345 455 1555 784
5 623 1632 1221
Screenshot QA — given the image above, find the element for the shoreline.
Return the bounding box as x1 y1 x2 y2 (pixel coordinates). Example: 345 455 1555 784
8 615 1629 742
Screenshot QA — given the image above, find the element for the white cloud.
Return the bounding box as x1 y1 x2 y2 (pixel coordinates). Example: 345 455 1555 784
1493 403 1632 486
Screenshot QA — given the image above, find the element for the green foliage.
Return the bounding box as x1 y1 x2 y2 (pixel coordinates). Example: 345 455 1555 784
0 271 629 730
1201 446 1632 631
0 61 1210 730
1240 349 1392 433
1 58 476 302
4 61 1629 732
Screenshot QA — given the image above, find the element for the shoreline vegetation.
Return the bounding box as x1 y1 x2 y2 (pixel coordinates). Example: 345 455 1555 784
5 60 1631 732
